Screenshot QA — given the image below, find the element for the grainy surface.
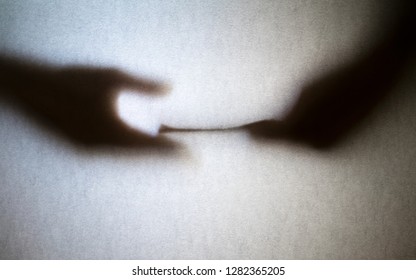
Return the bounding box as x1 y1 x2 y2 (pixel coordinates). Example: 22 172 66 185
0 0 415 259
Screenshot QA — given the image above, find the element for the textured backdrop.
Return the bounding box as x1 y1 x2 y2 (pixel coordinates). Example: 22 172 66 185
0 0 415 259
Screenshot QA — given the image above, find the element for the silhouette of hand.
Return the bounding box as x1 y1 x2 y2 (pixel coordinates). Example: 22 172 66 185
0 56 174 148
245 1 415 148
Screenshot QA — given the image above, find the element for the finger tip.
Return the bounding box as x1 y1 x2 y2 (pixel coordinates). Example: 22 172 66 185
153 83 172 95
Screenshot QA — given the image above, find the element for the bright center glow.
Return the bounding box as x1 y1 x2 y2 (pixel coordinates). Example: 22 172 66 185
116 91 163 137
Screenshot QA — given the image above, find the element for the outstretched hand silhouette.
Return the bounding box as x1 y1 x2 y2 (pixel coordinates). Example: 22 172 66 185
244 1 415 148
0 55 174 148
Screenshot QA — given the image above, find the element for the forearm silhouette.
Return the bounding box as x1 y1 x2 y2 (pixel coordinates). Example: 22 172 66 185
246 1 415 148
0 56 174 148
1 2 414 150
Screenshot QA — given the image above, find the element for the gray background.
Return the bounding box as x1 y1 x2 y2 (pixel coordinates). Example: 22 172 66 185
0 0 415 259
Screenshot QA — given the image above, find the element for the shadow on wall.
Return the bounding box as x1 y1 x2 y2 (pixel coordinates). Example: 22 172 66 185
0 55 176 150
245 0 416 149
1 1 415 151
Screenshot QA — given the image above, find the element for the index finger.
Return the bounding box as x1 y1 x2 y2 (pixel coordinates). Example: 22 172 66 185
114 70 171 95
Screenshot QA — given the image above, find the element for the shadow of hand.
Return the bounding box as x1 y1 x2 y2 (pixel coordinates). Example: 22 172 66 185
245 1 415 149
0 56 174 148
